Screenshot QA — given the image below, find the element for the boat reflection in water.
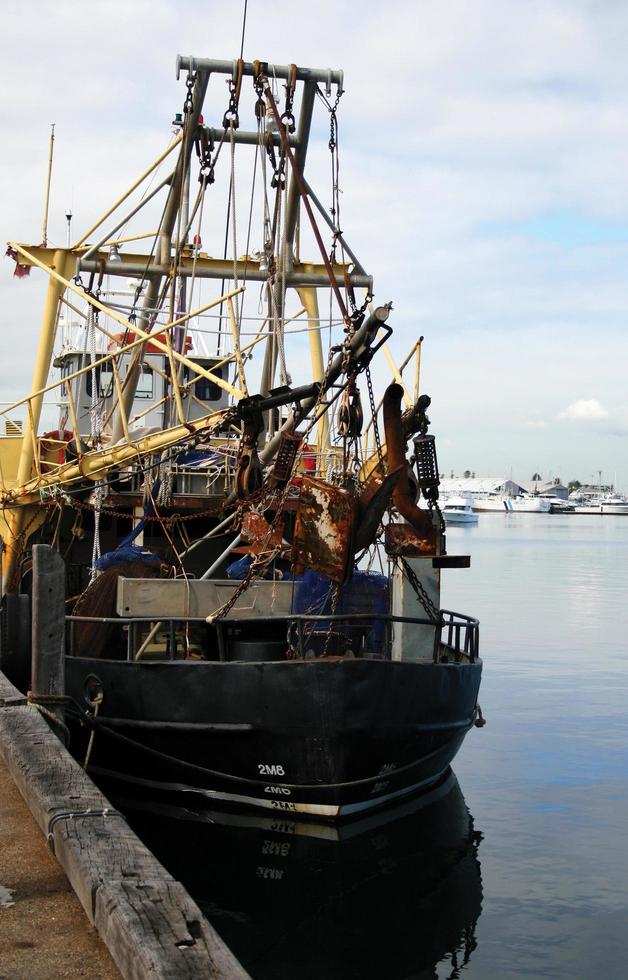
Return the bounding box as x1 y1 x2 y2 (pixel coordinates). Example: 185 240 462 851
115 768 482 979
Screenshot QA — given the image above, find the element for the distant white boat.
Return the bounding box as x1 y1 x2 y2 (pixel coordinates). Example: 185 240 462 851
470 493 507 513
570 491 628 515
505 495 551 513
443 495 479 524
538 493 575 514
601 495 628 515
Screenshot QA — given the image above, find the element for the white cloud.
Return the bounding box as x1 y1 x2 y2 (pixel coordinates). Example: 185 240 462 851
559 399 609 421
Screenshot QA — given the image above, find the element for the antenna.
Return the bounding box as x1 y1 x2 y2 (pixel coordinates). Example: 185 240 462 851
41 123 56 247
65 209 73 248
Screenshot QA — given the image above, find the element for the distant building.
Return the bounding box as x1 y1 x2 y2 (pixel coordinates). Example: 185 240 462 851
438 477 526 497
524 480 569 500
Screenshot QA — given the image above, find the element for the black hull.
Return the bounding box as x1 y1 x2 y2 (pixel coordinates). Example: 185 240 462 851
66 656 482 819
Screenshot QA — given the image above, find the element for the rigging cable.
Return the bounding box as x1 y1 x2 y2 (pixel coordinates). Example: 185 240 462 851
239 0 248 60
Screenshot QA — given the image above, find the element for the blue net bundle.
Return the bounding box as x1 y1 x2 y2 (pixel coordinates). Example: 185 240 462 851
95 545 161 572
292 569 389 657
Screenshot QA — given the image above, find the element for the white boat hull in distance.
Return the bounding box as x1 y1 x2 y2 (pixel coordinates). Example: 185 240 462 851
571 494 628 515
538 494 575 513
601 497 628 515
505 496 551 513
442 496 479 525
469 495 507 513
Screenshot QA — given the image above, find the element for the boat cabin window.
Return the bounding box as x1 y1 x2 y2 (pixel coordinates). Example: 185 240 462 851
85 363 153 399
85 363 109 399
98 366 114 398
135 365 154 399
60 361 72 396
183 364 222 401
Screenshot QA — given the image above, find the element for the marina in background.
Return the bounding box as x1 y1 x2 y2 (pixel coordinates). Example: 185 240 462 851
438 476 628 515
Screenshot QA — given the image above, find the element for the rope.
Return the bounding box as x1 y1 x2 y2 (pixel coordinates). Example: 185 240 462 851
47 808 126 856
87 303 103 577
229 125 240 324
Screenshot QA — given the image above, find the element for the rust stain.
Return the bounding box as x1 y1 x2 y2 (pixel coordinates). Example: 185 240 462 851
384 520 439 557
293 476 356 582
240 512 284 554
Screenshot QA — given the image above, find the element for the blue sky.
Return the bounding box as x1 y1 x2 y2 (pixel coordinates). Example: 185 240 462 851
1 0 628 489
481 212 628 245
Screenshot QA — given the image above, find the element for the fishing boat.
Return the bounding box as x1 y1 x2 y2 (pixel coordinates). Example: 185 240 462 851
0 55 483 819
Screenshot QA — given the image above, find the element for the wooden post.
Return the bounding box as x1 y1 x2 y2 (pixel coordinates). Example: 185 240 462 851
31 545 65 719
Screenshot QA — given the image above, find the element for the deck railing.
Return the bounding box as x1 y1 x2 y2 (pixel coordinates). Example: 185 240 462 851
66 609 480 664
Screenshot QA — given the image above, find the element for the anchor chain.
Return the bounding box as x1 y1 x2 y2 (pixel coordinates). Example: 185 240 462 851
397 556 443 625
365 364 384 467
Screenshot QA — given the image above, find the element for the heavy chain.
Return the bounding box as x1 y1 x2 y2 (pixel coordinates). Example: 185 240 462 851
206 546 282 625
327 88 343 152
270 141 287 190
398 556 442 625
223 59 243 130
320 582 341 657
43 494 224 526
183 71 196 115
281 64 297 134
365 365 383 467
196 126 216 185
431 499 447 536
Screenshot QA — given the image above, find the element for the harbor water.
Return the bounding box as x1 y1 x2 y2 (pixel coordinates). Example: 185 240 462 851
120 512 628 979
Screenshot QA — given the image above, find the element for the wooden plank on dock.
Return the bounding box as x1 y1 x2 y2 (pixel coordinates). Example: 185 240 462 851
0 670 250 980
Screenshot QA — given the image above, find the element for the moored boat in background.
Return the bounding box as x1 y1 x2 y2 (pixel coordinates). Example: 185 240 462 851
569 491 628 514
538 493 575 513
442 495 479 525
505 495 551 513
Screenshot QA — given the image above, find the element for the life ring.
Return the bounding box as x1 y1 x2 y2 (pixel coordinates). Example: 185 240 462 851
40 429 74 472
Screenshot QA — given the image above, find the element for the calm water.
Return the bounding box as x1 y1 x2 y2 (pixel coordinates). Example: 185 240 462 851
442 512 628 979
121 513 628 979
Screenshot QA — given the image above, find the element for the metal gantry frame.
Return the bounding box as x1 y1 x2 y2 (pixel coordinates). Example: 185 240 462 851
1 55 376 586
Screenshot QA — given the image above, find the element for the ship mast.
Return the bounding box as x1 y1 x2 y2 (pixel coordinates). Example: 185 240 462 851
104 68 209 444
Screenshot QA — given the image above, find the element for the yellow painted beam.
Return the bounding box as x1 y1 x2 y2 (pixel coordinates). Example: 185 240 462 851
296 286 330 451
3 409 228 508
72 134 183 249
6 243 246 402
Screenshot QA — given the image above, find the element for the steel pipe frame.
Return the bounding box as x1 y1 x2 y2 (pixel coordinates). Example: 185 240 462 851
176 56 343 90
79 172 173 265
77 256 373 290
200 126 297 148
260 304 391 465
302 178 366 276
